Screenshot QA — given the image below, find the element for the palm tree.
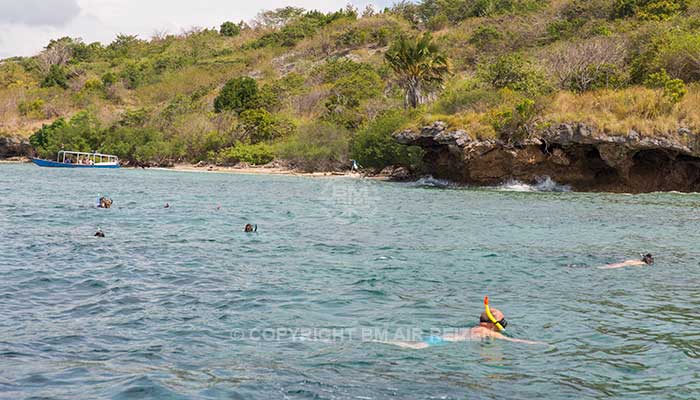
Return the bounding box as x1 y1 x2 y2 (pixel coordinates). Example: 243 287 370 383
385 33 451 108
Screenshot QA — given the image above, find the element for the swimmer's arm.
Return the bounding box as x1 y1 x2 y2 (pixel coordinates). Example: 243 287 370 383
373 340 429 349
598 260 645 269
490 331 544 345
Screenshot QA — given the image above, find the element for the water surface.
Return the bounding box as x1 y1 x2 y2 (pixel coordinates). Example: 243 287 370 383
1 164 699 399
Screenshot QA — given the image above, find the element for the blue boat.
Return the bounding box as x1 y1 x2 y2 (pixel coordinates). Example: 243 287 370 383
32 151 120 169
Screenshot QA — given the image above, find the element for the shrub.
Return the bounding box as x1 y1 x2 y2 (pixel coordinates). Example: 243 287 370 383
654 32 700 82
562 0 614 20
237 108 293 143
313 58 372 84
478 54 548 95
132 138 179 165
572 63 626 91
426 14 449 31
371 27 391 47
612 0 686 20
336 27 369 48
325 67 383 128
101 72 117 87
82 78 103 91
160 95 195 124
545 18 586 42
630 30 700 84
18 99 45 118
217 142 274 165
275 121 351 170
637 0 685 20
107 34 143 59
432 81 502 114
469 26 504 50
249 8 356 48
644 68 687 103
120 61 154 89
214 76 259 113
486 97 539 142
30 118 69 157
351 110 424 170
29 111 102 158
101 126 177 164
612 0 639 18
545 38 628 92
71 41 104 62
152 54 188 73
41 65 69 89
220 21 241 37
118 108 150 127
414 0 540 24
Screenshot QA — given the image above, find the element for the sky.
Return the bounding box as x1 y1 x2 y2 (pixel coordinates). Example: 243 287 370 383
0 0 397 59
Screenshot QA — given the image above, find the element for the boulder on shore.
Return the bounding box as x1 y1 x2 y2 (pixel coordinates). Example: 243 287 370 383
0 136 32 159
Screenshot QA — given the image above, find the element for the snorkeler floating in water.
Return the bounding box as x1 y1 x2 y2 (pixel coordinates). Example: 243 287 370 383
244 224 257 233
599 253 654 269
381 297 541 349
97 196 113 209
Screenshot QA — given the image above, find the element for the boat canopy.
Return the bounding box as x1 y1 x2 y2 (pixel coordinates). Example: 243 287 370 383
58 151 118 164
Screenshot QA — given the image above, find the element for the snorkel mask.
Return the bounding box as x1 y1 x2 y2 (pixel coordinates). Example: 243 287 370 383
483 296 506 331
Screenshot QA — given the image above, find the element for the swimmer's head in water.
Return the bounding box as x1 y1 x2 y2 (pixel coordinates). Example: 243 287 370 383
642 253 654 265
483 296 507 331
480 308 507 330
244 224 256 232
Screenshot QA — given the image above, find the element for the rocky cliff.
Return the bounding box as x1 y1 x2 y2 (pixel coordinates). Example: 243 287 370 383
395 122 700 192
0 136 32 160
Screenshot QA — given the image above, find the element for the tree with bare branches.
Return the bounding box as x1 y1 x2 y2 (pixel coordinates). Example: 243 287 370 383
544 38 628 92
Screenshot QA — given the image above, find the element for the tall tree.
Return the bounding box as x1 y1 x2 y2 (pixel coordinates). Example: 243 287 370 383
385 33 451 108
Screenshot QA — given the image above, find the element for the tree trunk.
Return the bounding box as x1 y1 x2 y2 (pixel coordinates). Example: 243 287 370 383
406 77 421 109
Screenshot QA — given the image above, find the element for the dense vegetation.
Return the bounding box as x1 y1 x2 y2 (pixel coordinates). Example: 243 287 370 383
2 0 700 170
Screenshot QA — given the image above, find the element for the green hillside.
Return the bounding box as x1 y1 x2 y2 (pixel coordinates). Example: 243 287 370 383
1 0 699 170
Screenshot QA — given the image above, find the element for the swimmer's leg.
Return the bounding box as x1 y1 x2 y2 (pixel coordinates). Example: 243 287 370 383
373 340 430 349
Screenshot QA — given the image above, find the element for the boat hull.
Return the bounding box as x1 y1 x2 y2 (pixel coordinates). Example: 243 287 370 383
31 158 120 168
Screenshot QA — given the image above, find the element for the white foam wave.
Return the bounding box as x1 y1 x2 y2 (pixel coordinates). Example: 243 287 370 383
497 176 571 193
410 175 458 188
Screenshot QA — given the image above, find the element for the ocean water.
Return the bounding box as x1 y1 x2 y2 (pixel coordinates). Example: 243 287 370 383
1 163 699 399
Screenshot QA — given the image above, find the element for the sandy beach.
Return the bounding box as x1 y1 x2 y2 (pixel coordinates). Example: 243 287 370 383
159 163 386 179
2 158 389 180
0 157 31 164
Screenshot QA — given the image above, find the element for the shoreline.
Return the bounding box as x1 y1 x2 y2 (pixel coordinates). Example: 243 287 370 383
4 158 699 193
157 163 389 180
0 158 382 179
0 157 31 164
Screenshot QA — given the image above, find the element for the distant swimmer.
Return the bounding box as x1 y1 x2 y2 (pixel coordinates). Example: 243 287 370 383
380 297 542 349
97 196 113 209
94 229 105 238
599 253 654 269
244 224 257 233
164 203 170 208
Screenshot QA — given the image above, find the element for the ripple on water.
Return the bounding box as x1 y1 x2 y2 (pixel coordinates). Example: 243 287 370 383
1 164 699 399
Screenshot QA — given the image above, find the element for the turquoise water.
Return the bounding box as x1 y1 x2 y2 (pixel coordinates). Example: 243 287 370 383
1 164 699 399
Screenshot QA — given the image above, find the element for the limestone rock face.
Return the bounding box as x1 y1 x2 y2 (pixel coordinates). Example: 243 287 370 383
394 122 700 193
0 136 32 159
